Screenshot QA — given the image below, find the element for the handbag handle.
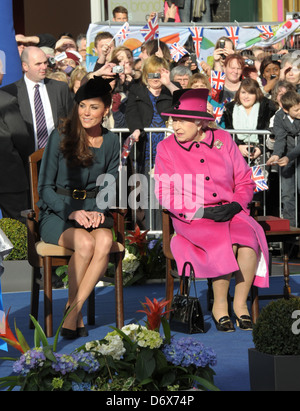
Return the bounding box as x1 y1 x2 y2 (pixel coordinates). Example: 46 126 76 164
180 261 198 298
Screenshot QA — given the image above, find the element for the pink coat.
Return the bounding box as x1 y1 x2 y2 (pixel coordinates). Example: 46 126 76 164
164 1 181 22
154 128 269 288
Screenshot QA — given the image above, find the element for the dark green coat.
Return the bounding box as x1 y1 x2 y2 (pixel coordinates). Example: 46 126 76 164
38 128 120 244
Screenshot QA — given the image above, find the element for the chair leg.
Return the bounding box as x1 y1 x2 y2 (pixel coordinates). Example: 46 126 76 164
165 258 174 318
114 253 124 329
43 257 53 337
251 285 259 324
207 278 213 311
29 267 41 329
87 289 95 325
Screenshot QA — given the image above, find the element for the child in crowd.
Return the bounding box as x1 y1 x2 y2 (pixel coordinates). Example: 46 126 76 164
267 91 300 226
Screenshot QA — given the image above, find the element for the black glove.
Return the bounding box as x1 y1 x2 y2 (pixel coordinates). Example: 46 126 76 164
203 202 242 222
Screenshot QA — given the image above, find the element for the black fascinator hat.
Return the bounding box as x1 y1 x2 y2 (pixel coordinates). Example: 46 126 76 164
74 75 112 103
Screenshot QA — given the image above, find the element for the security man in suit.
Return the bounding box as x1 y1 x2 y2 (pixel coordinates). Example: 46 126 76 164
0 89 32 222
2 46 74 152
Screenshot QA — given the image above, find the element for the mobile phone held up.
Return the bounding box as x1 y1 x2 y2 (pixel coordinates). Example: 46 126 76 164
219 39 226 60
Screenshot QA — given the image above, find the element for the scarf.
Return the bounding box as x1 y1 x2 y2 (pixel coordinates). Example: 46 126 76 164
193 0 206 18
232 102 260 144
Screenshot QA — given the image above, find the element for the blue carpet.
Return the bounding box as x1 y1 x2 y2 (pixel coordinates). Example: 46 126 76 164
0 275 299 391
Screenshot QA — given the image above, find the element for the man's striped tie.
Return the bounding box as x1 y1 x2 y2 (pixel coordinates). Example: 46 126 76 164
34 84 48 149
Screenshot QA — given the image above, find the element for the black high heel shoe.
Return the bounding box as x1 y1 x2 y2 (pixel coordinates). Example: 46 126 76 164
77 326 89 337
60 327 78 339
235 315 253 330
61 305 78 339
212 315 235 332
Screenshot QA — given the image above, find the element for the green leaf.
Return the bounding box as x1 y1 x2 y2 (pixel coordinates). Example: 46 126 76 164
161 316 171 344
14 321 30 353
135 349 156 382
29 315 48 347
159 370 176 387
185 374 220 391
43 345 57 362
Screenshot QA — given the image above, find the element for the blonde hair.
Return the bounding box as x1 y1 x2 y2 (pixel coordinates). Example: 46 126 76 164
69 65 87 91
141 55 169 85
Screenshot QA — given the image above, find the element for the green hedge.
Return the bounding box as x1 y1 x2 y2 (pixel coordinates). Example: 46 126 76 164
0 218 27 260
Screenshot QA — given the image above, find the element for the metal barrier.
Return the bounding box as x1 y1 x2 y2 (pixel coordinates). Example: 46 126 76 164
111 127 298 233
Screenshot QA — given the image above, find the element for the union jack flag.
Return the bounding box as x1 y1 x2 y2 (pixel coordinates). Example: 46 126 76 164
251 165 268 192
256 25 274 40
213 105 225 124
141 14 159 41
188 27 204 58
114 22 130 44
224 26 240 47
210 71 225 90
168 43 189 62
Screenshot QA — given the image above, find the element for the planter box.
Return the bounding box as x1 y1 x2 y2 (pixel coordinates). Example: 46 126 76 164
1 260 32 292
248 348 300 391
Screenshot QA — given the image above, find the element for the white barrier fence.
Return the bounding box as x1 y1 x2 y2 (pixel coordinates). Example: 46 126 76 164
112 128 298 233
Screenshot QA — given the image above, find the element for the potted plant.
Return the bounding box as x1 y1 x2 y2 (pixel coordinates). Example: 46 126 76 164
0 298 219 391
248 297 300 391
0 218 31 291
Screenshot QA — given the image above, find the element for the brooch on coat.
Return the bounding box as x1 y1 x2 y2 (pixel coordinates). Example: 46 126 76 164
214 139 223 149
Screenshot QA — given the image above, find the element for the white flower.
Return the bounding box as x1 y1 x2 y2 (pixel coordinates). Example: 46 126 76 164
122 249 140 274
136 329 163 349
98 335 126 360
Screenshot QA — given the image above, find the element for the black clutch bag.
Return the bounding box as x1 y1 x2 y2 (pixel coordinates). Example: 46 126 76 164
169 261 205 334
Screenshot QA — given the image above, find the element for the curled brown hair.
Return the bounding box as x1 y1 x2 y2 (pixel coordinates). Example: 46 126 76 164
59 93 112 167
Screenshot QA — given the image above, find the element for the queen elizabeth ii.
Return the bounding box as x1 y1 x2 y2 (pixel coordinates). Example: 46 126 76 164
154 88 269 332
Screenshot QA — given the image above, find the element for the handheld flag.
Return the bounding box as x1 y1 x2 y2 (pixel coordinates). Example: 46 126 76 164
213 105 225 124
114 22 130 44
210 70 225 90
120 130 140 166
251 165 268 192
141 14 159 42
168 43 189 63
188 27 204 58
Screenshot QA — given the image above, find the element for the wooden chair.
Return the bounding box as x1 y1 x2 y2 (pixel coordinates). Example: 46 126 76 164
162 209 259 322
22 148 126 337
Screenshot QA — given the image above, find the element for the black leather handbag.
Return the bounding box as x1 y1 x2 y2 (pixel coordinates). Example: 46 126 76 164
169 262 205 334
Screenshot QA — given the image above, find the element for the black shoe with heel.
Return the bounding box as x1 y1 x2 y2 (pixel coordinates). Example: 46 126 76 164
235 315 253 330
212 315 235 332
62 305 88 338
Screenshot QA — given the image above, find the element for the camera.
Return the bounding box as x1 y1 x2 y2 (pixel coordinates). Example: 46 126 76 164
271 54 280 61
148 73 161 79
112 65 124 74
47 57 56 69
244 58 254 66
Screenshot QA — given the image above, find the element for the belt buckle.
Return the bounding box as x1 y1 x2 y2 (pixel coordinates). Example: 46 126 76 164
72 189 87 200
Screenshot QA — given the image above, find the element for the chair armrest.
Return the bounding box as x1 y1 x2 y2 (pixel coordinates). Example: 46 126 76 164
111 208 127 245
21 209 36 221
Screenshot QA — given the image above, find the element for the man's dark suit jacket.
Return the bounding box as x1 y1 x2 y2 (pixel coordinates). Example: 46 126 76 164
2 76 74 154
0 90 32 193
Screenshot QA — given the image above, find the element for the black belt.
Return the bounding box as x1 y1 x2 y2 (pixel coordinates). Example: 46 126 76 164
56 187 98 200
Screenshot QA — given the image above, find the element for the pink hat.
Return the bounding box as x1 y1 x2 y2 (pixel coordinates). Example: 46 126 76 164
162 88 214 120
